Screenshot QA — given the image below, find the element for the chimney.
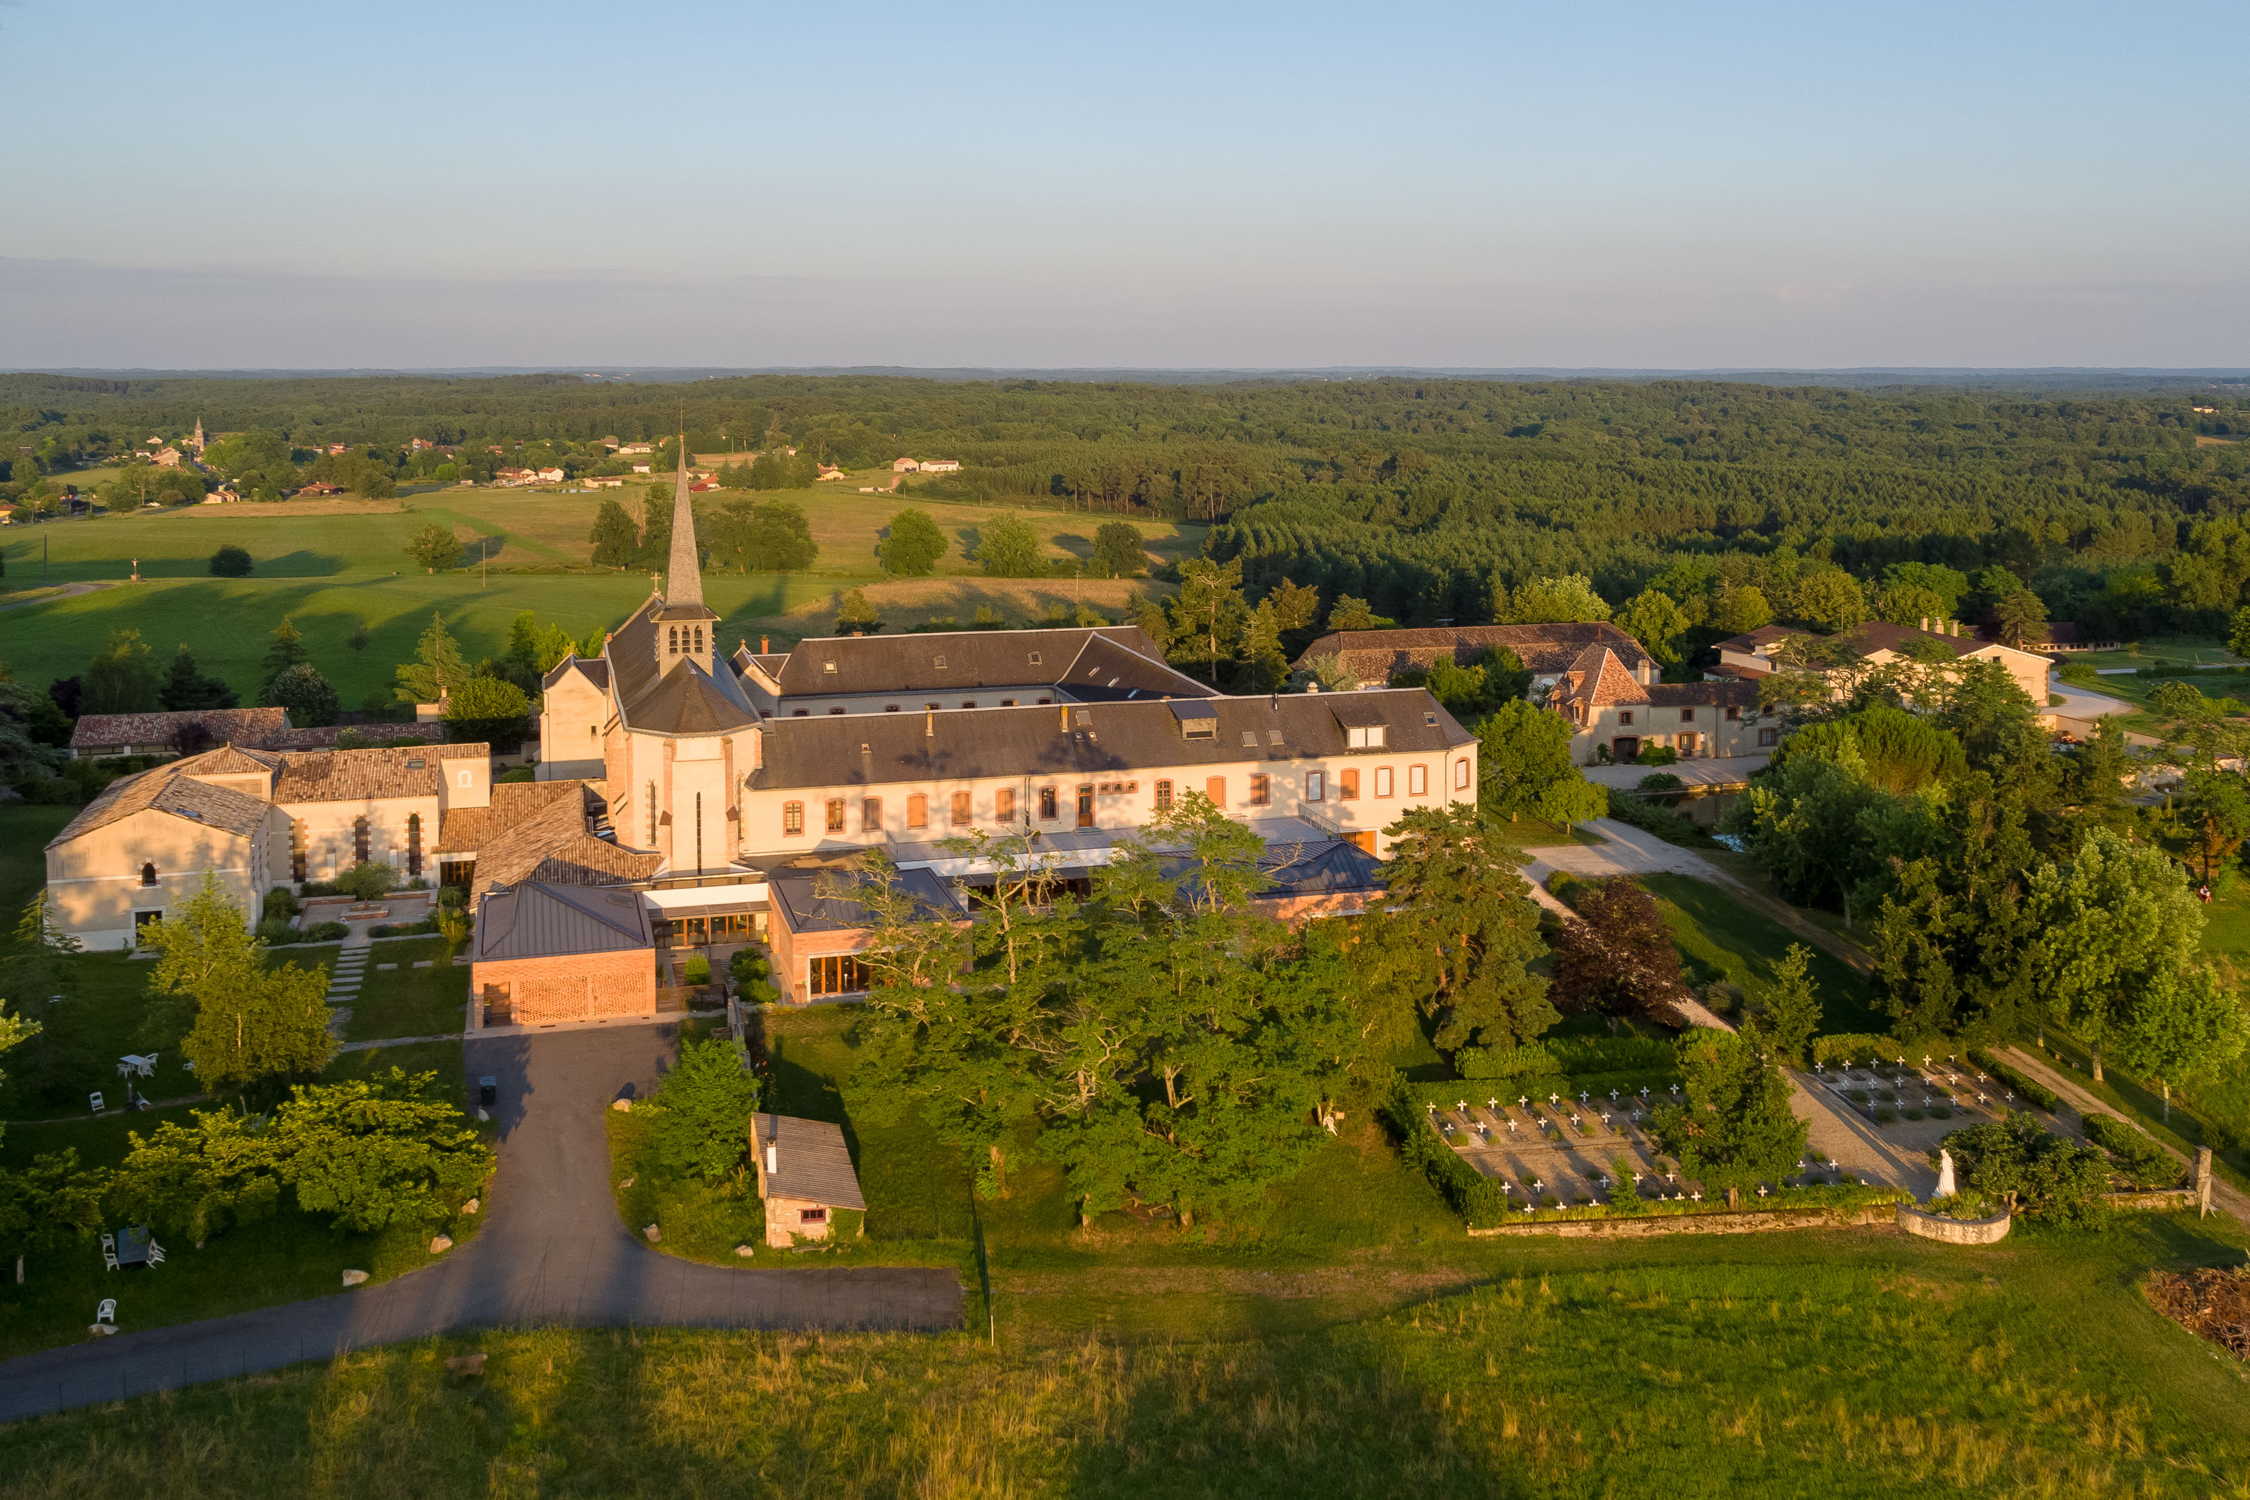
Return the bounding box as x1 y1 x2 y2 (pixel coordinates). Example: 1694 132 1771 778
1059 704 1069 732
760 635 770 654
765 1142 777 1176
924 709 935 738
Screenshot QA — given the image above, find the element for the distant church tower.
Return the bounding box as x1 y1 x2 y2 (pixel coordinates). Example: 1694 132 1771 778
189 418 206 454
650 439 718 671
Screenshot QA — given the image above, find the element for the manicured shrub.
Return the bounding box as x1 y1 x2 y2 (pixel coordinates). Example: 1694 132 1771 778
1969 1049 2060 1112
262 886 301 921
2082 1112 2181 1188
255 917 298 945
682 954 712 986
1601 786 1714 847
1380 1079 1508 1227
334 862 398 901
301 921 349 943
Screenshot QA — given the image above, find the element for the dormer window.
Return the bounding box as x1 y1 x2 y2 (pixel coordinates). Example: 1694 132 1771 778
822 660 837 675
1345 725 1387 749
1182 720 1216 741
1028 652 1042 666
932 655 946 669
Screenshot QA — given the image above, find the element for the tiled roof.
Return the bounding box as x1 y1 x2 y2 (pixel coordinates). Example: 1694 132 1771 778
50 762 272 846
1715 622 1981 665
1293 624 1657 682
172 743 284 776
474 880 652 963
435 780 582 853
269 742 486 803
1646 679 1759 708
69 707 287 751
753 1113 866 1211
464 780 659 899
750 689 1472 792
258 723 443 751
1553 646 1649 710
767 626 1204 699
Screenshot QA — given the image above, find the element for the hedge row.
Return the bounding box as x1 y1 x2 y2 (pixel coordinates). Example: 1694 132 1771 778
1600 786 1717 847
1488 1180 1909 1224
2082 1112 2183 1189
1968 1050 2061 1112
1380 1080 1509 1227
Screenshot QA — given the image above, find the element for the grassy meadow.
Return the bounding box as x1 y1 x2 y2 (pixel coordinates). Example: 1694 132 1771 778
1640 873 1883 1034
0 480 1201 700
0 1217 2243 1497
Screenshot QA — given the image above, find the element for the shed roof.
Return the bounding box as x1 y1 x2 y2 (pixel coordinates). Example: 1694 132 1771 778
473 880 653 962
752 1113 866 1211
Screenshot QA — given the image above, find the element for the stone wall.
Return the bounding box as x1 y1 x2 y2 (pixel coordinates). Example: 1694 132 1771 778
1896 1204 2013 1244
1467 1203 1897 1238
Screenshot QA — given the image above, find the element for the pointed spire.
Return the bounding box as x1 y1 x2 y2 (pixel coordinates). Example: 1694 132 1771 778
665 432 704 609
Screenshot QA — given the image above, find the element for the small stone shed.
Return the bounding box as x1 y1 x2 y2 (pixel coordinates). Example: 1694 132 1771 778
751 1112 866 1247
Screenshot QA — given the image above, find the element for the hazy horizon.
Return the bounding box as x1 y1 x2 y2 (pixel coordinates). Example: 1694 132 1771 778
5 0 2244 369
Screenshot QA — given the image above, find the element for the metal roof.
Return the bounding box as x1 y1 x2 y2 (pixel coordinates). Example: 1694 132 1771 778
473 880 653 962
752 1113 866 1210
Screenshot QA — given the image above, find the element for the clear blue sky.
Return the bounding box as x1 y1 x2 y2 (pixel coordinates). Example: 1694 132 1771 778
2 0 2242 368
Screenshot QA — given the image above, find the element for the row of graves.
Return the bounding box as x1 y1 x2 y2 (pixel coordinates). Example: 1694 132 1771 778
1809 1052 2017 1151
1426 1086 1861 1214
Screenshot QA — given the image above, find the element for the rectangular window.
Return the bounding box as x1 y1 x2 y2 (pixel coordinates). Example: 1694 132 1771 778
1618 711 1634 726
996 787 1016 821
950 790 972 826
1345 724 1388 749
825 798 846 834
1339 769 1360 801
1407 764 1427 797
1205 775 1226 807
1455 759 1471 791
1039 786 1058 821
799 1207 828 1225
906 793 928 829
1077 784 1095 826
807 954 869 998
861 797 883 832
1249 773 1271 806
783 801 805 837
1758 728 1779 747
1680 708 1695 723
1373 767 1393 798
1153 779 1173 812
1726 706 1741 722
1305 770 1325 802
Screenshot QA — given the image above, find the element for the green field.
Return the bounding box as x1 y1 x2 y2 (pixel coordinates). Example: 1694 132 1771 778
2070 636 2246 671
0 1217 2242 1496
0 483 1203 701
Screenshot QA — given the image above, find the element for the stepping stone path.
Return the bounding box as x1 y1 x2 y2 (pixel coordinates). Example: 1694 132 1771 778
325 939 371 1037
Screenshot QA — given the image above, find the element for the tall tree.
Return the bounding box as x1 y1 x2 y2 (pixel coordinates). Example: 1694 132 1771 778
393 613 468 705
141 876 335 1096
877 507 948 576
82 627 161 715
2113 964 2250 1116
1087 521 1147 579
1499 574 1610 624
588 496 640 568
1166 557 1251 684
158 645 237 711
835 587 884 635
2025 828 2208 1080
1652 1030 1808 1207
259 617 310 697
442 674 532 746
1476 699 1605 826
647 1037 763 1182
1745 942 1823 1065
405 521 461 573
2174 771 2250 884
269 1069 493 1232
1551 877 1693 1023
1370 804 1556 1061
1615 588 1690 666
262 663 339 727
976 516 1046 578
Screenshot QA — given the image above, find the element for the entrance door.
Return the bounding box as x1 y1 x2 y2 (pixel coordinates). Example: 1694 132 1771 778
1076 784 1095 827
1612 737 1639 762
1679 733 1700 758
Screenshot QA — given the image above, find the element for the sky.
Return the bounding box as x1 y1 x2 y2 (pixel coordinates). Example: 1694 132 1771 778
2 0 2244 370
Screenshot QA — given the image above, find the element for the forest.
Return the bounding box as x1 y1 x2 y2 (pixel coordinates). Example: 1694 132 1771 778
6 371 2250 641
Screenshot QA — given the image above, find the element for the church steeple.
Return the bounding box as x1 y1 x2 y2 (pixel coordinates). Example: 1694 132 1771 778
664 434 706 610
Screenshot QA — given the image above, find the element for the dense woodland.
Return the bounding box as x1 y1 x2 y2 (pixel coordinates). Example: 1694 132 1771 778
7 372 2250 644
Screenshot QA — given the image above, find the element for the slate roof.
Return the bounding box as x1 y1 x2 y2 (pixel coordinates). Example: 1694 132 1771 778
750 689 1470 793
1161 837 1385 902
1293 624 1657 683
473 880 653 963
70 707 288 751
269 742 487 803
543 655 610 693
50 762 272 846
601 595 760 735
767 626 1207 700
752 1113 866 1211
768 865 964 933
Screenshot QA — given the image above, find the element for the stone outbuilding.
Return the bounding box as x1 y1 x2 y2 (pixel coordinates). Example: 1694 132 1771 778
471 880 657 1026
751 1112 865 1247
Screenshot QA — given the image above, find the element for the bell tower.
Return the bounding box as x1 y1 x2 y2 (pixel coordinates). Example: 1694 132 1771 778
652 434 718 675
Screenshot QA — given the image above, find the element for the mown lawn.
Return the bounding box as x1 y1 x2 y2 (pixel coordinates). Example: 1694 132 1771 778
344 938 465 1041
0 805 72 917
1639 873 1883 1034
0 1216 2242 1497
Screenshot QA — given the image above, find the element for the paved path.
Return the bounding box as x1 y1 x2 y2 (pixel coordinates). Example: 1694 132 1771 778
0 1025 961 1423
0 581 109 611
1998 1046 2245 1225
1580 755 1769 791
1524 818 1870 975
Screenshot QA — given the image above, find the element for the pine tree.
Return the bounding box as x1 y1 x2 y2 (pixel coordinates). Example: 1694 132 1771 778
835 588 884 635
1652 1030 1808 1207
588 497 640 568
259 617 309 697
393 613 467 705
159 646 237 711
1748 943 1823 1065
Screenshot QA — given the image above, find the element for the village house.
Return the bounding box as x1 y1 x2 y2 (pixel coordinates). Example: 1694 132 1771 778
294 481 345 497
1711 621 2050 708
890 457 921 473
751 1113 865 1246
43 741 493 950
617 442 655 456
915 458 961 474
152 446 185 469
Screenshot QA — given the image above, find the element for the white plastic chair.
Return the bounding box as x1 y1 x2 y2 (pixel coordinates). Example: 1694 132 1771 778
94 1299 116 1325
88 1091 104 1114
100 1233 118 1272
115 1060 134 1081
144 1241 166 1266
140 1052 159 1078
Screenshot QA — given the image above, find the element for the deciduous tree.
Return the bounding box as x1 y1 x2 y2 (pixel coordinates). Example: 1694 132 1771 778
648 1037 763 1183
877 507 948 576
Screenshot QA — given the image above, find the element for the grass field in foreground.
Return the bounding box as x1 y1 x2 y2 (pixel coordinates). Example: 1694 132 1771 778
0 1217 2242 1498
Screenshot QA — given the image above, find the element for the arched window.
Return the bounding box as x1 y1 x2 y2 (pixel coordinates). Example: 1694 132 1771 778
139 862 157 887
668 626 679 652
290 819 307 882
352 816 370 864
405 813 423 879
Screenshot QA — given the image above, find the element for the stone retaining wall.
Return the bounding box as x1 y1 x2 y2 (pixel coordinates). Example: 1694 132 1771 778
2111 1188 2198 1212
1467 1203 1896 1238
1896 1204 2012 1244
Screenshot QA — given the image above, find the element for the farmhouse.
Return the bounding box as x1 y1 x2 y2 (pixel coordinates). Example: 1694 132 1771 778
1711 621 2050 707
915 458 961 473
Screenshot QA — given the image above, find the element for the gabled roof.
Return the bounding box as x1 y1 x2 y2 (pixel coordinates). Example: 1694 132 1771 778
70 707 288 751
50 763 272 846
173 743 284 777
752 1113 866 1211
473 880 653 963
750 689 1471 793
1292 624 1657 682
1714 622 1985 665
456 780 660 897
270 742 487 803
631 660 760 735
1555 646 1650 709
766 626 1206 700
